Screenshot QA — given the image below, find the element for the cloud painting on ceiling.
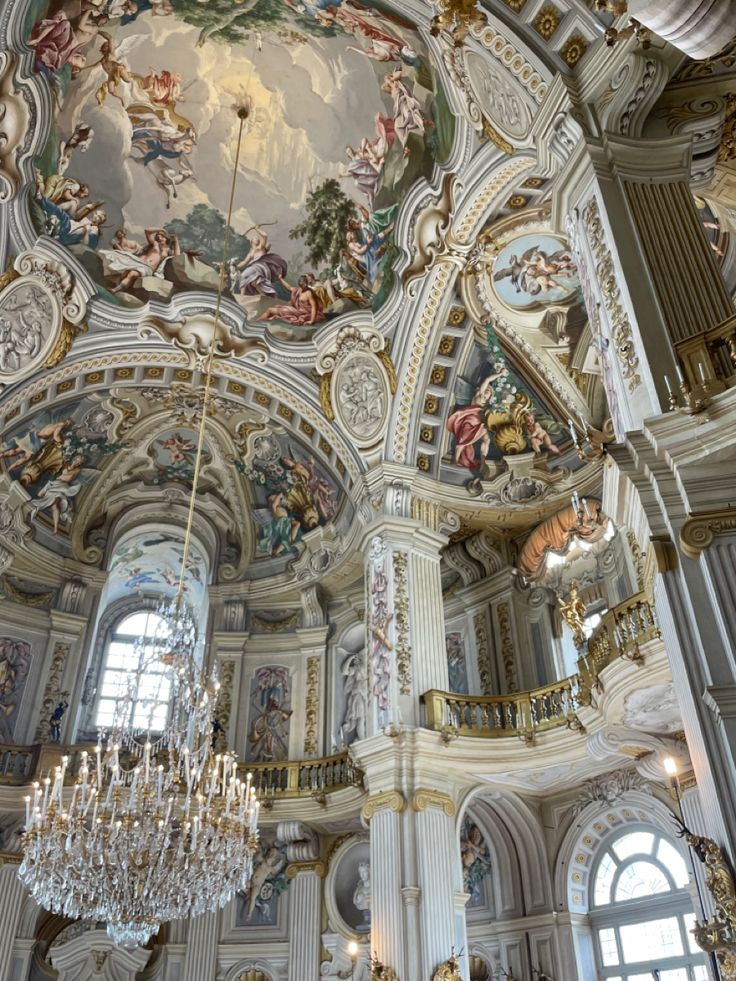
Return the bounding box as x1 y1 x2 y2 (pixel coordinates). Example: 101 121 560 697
106 529 209 611
26 0 454 336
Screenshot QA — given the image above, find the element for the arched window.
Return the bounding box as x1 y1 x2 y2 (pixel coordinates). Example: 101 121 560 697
94 610 170 731
591 828 707 981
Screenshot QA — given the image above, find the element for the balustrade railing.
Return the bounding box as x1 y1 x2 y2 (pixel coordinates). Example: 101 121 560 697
423 676 584 741
424 591 661 740
0 744 39 784
0 743 363 798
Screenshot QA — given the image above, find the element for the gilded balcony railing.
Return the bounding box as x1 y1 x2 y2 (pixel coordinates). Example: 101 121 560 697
423 676 584 742
424 591 661 739
587 589 660 668
0 743 363 799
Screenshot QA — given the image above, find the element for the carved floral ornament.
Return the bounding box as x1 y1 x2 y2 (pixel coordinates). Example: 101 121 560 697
316 326 396 448
0 251 90 388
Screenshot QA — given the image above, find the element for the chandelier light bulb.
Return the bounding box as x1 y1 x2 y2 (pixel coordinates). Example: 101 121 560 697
663 756 678 776
348 941 359 959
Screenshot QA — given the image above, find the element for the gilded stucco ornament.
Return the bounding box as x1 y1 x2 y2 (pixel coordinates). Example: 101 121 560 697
441 42 532 151
360 790 406 823
0 250 90 388
138 313 268 367
428 0 487 47
432 954 463 981
316 326 395 448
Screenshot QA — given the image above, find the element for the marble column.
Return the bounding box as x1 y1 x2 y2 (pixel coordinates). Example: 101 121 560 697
413 791 468 978
286 861 325 981
363 795 406 978
0 864 26 981
561 133 734 435
180 911 219 981
629 0 736 59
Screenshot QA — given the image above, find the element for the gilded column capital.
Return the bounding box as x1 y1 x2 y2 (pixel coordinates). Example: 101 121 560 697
680 509 736 559
360 790 406 823
412 789 456 817
285 860 327 880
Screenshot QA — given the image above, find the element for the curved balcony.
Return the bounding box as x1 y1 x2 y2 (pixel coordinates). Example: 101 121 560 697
423 590 661 741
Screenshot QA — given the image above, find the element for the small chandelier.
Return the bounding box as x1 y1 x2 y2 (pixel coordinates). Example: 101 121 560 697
19 105 260 948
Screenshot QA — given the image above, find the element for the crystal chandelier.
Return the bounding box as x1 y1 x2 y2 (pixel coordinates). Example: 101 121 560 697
19 102 259 948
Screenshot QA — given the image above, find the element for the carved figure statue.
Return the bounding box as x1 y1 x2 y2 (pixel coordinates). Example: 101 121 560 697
341 648 368 743
353 860 372 925
49 692 70 742
558 581 587 648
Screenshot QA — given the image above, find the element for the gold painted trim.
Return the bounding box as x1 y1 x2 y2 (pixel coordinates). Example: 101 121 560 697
286 860 327 880
412 788 456 817
361 790 406 823
680 509 736 559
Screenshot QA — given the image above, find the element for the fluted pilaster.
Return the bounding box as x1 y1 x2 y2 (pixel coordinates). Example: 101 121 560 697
0 865 26 981
370 808 405 977
410 550 449 698
181 911 219 981
287 864 324 981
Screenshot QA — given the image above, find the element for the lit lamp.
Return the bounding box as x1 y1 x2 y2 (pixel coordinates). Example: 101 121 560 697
338 941 359 980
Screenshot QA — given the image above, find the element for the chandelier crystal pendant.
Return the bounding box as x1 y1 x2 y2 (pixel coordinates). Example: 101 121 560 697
18 101 260 948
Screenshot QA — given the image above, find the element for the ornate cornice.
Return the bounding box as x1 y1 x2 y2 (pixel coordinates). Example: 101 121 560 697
360 790 406 823
412 788 456 817
680 508 736 559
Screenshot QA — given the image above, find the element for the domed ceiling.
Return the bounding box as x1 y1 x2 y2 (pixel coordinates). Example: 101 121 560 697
23 0 453 334
0 0 650 599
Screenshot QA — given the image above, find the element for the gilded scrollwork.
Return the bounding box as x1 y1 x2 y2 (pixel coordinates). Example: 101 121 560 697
412 788 456 817
35 641 70 743
211 659 235 753
497 601 517 693
582 197 641 393
304 655 320 756
474 610 492 695
391 551 412 695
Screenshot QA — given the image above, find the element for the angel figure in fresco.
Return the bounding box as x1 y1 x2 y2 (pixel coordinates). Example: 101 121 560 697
28 8 103 80
523 411 560 456
157 432 195 466
494 246 577 298
341 115 396 207
381 66 425 155
0 418 74 488
259 275 326 327
254 493 301 558
75 31 136 106
27 453 94 534
445 370 505 469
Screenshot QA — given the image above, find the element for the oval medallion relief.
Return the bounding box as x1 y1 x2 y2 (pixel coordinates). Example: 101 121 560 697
464 50 532 142
0 280 59 386
331 350 389 447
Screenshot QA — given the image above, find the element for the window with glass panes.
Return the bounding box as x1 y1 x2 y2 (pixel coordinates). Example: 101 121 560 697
591 829 707 981
94 610 170 731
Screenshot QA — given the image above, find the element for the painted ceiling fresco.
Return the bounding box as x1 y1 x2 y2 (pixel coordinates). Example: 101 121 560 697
25 0 454 335
106 528 209 610
0 389 347 576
